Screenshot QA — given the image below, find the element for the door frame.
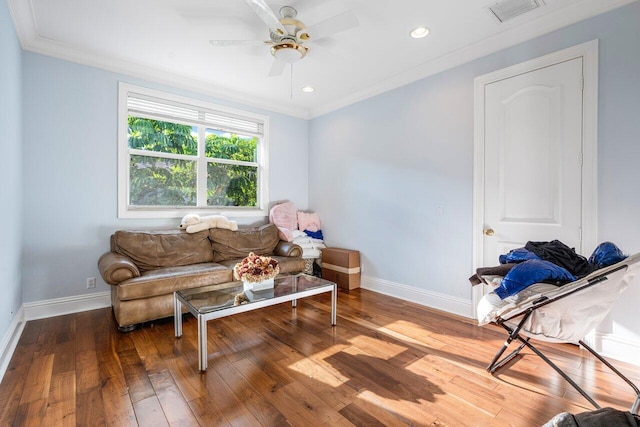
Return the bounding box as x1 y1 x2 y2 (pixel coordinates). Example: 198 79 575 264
471 40 599 318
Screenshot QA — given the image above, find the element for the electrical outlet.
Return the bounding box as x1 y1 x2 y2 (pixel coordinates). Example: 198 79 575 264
87 277 96 289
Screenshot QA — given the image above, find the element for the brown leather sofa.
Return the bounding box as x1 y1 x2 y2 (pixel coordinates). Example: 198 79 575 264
98 223 304 331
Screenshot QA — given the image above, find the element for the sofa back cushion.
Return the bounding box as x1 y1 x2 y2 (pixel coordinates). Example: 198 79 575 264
209 224 279 262
112 229 213 271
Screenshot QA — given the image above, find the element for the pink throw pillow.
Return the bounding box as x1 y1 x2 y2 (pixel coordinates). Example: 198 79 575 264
297 211 321 232
269 202 297 230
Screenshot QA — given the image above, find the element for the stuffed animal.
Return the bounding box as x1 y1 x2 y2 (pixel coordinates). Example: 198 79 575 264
179 213 238 233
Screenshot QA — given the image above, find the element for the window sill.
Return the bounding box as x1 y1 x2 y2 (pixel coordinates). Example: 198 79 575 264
117 207 268 219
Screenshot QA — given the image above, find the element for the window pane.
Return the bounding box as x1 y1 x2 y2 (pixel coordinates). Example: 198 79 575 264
130 155 197 206
128 116 198 155
205 129 257 162
207 163 258 207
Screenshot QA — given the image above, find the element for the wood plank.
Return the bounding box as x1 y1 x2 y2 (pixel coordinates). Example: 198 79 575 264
339 402 386 427
165 356 207 402
117 348 156 403
188 395 233 427
95 329 138 427
44 371 76 426
148 368 200 426
76 350 100 395
0 360 29 425
19 354 54 405
132 396 170 427
75 310 97 353
76 387 106 427
52 340 76 375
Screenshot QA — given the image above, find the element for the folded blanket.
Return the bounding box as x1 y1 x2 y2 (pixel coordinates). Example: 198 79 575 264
301 248 322 258
304 229 324 240
291 229 307 238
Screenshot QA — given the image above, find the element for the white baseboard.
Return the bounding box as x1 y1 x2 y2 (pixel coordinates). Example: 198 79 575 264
22 291 111 321
585 331 640 367
0 306 26 384
361 275 473 318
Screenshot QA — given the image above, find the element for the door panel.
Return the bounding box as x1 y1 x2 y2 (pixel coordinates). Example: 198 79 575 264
483 58 583 268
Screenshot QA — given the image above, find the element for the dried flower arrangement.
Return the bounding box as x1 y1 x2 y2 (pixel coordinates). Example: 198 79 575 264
233 252 280 283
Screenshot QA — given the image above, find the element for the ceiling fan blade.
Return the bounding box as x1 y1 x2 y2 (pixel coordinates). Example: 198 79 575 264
210 40 270 47
268 59 286 77
307 11 359 41
243 0 286 35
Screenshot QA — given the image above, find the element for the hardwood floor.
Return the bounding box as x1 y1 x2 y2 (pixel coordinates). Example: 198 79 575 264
1 289 639 426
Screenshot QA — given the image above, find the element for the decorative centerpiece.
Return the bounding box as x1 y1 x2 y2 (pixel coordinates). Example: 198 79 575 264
233 252 280 291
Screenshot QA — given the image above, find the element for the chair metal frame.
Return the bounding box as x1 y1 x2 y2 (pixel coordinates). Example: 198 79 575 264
486 265 640 414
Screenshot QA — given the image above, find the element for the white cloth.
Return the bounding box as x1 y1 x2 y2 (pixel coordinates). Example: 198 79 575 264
292 231 326 259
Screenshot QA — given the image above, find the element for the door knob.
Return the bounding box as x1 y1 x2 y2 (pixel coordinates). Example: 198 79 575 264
484 228 494 236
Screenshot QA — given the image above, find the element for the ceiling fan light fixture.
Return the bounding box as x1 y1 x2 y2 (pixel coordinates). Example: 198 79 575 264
271 41 308 63
410 26 430 39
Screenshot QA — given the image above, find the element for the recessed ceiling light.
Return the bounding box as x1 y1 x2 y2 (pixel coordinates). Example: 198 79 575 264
301 86 315 93
410 26 430 39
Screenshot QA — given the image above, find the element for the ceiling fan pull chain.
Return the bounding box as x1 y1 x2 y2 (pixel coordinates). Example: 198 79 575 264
290 63 293 99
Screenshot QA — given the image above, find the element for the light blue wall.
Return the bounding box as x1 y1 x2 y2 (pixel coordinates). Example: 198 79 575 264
309 3 640 338
0 1 23 339
21 53 309 301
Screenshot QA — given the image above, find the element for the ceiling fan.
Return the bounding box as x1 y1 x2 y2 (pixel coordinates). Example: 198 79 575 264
210 0 359 77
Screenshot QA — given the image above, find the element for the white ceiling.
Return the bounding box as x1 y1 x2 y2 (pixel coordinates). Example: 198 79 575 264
8 0 636 118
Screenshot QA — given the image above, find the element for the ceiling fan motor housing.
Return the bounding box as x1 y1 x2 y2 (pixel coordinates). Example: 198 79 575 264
268 6 309 63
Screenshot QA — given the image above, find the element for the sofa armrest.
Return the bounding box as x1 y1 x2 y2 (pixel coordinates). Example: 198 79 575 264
98 252 141 285
274 241 303 258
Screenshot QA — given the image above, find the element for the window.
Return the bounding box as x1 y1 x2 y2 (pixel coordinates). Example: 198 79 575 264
118 83 269 218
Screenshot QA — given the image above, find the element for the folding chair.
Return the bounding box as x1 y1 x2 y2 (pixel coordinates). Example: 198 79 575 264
482 253 640 413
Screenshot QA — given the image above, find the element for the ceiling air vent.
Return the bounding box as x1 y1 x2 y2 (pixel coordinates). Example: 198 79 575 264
488 0 544 23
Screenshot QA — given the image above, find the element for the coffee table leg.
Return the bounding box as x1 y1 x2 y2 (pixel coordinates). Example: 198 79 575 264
331 285 337 325
198 315 208 371
174 292 182 337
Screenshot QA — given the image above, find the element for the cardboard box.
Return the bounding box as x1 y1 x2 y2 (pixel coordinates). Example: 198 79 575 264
321 248 360 291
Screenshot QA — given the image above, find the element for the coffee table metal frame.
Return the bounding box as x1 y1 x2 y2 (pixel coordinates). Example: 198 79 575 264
174 274 337 371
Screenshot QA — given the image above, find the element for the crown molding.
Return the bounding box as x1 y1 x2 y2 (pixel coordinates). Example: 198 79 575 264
20 36 310 120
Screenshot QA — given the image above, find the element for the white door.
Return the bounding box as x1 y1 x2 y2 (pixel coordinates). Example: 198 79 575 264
482 57 584 268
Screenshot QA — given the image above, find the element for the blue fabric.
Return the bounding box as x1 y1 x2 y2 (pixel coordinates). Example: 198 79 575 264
499 248 540 264
495 259 576 300
588 242 627 267
304 229 324 240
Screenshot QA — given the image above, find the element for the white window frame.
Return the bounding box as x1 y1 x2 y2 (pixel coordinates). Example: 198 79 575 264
118 82 270 219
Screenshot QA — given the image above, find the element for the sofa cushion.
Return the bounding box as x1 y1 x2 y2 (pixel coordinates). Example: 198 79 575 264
117 262 232 301
113 229 213 272
209 224 280 262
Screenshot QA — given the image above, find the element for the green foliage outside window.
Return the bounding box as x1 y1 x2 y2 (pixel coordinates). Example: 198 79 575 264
206 132 258 207
128 117 259 207
128 117 197 155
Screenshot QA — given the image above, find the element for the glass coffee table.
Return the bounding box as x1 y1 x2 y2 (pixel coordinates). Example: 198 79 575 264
174 273 337 371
